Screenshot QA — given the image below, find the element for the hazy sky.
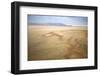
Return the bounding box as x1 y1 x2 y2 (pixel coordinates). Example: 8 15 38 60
28 15 88 26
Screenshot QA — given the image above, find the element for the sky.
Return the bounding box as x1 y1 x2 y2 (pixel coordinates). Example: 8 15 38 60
28 15 88 26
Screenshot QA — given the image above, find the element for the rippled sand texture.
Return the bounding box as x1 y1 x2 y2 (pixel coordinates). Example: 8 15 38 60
28 25 88 61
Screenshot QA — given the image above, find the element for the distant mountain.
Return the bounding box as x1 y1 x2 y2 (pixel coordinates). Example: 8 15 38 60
28 23 72 27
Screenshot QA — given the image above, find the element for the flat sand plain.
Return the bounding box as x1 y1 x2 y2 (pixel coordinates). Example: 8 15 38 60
28 25 88 61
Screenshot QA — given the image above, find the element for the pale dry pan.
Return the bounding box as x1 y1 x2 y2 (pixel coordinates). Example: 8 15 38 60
28 25 88 61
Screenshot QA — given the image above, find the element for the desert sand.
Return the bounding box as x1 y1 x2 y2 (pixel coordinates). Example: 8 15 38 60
28 25 88 61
